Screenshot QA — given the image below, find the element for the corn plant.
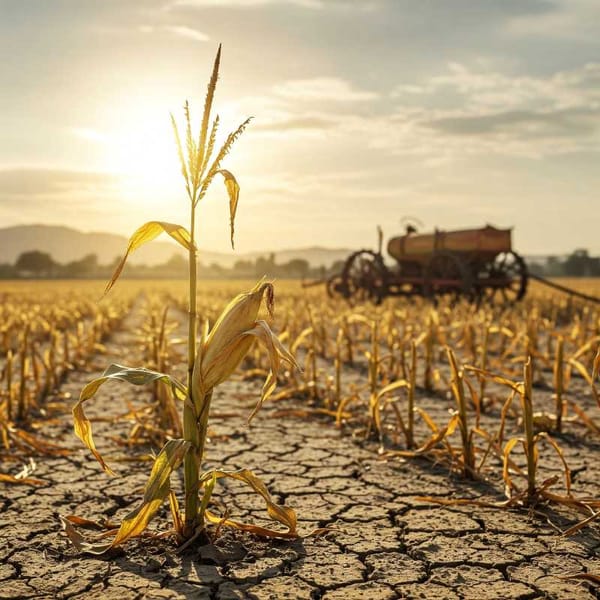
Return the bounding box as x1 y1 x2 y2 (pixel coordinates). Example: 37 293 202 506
465 358 572 505
62 47 299 553
446 348 475 478
553 335 565 432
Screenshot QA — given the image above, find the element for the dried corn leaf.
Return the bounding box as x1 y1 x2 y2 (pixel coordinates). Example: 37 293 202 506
241 320 300 422
502 437 521 495
569 357 599 405
200 468 298 538
217 169 239 249
391 413 459 457
63 515 117 530
105 222 195 295
0 473 44 486
74 364 187 474
538 432 571 495
61 439 190 554
376 379 410 402
464 366 522 394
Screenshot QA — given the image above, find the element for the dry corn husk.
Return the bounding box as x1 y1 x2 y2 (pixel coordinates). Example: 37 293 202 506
193 281 298 419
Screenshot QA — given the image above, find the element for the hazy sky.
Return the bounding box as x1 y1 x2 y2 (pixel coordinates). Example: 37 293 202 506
1 0 599 256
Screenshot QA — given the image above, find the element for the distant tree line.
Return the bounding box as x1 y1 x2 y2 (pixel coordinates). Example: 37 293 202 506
2 248 597 280
527 249 600 278
0 250 341 280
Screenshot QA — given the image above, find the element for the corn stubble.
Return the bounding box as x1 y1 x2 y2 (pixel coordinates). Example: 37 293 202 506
61 47 300 554
2 267 600 549
0 284 132 482
259 282 600 534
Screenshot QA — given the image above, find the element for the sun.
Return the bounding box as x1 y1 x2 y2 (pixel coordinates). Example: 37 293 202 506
97 93 252 217
107 119 181 199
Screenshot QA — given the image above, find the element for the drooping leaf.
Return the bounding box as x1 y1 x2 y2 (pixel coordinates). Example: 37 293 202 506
240 320 300 422
199 468 298 539
11 429 69 456
291 326 314 355
62 515 117 531
390 413 459 458
73 364 188 474
538 432 571 495
0 473 44 486
61 439 190 554
198 471 217 526
569 400 600 435
502 437 521 495
105 222 195 295
563 511 600 536
464 366 522 394
592 347 600 407
168 490 183 537
568 358 594 384
593 347 600 381
376 379 410 402
217 169 239 249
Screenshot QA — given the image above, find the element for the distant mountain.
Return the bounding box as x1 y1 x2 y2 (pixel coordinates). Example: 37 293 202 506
242 246 352 268
0 225 351 268
0 224 189 266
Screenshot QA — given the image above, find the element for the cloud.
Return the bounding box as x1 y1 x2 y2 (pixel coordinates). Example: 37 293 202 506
393 61 600 112
426 106 600 138
0 167 127 231
384 61 600 158
273 77 378 103
254 116 335 133
137 24 209 42
169 0 322 8
0 167 120 198
506 0 600 42
163 25 210 42
235 60 600 160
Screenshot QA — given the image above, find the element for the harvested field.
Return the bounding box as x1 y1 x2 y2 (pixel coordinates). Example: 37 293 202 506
1 279 600 599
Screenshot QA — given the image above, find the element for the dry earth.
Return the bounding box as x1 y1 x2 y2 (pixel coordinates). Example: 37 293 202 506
1 302 599 600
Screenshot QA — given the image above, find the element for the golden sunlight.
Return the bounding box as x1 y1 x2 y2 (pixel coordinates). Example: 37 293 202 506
102 98 251 212
107 122 180 198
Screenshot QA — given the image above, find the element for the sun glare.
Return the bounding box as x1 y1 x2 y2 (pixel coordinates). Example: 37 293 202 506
108 124 180 194
101 97 251 212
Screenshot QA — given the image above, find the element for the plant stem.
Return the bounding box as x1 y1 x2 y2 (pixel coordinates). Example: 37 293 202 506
456 369 473 478
196 391 213 470
183 202 200 538
523 358 537 501
554 337 564 433
407 340 416 449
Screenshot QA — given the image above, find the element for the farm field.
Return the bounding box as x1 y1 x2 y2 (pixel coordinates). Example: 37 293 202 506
1 278 600 599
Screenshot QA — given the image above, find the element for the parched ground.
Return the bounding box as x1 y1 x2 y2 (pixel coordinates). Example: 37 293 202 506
1 302 599 600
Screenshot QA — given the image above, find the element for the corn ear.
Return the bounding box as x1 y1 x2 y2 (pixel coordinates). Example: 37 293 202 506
195 282 271 390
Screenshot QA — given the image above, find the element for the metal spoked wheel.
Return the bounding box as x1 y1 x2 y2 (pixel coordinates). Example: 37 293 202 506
341 250 389 305
476 251 528 305
326 274 345 299
423 251 473 302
